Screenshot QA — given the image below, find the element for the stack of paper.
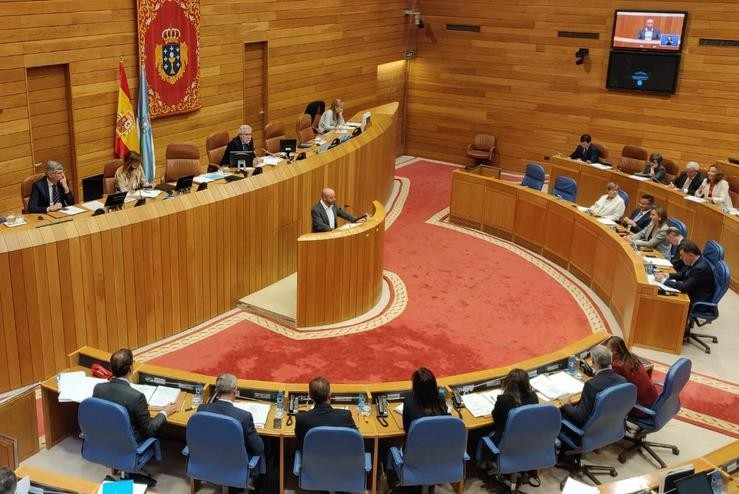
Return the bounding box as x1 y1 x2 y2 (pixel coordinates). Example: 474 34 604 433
629 175 649 182
576 206 589 213
82 200 106 211
233 400 272 429
193 172 224 184
57 372 108 403
460 389 503 417
261 156 282 166
59 205 86 215
148 386 181 409
589 163 612 170
530 372 584 400
685 195 706 203
647 275 681 293
596 218 617 226
643 256 674 268
132 189 162 198
129 383 158 403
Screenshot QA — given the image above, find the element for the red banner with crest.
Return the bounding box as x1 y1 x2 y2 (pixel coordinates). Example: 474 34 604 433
137 0 200 118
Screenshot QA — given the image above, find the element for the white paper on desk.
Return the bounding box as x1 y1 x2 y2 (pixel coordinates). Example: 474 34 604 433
547 372 584 395
97 481 148 494
530 372 583 400
596 217 617 226
345 122 362 128
576 206 589 213
629 175 649 182
130 383 158 403
643 256 674 268
647 275 682 293
393 403 404 415
233 400 271 429
82 200 106 211
261 156 282 166
138 189 162 198
685 195 706 203
14 475 30 494
58 373 107 403
562 476 599 494
59 205 86 215
148 386 180 408
461 389 502 418
589 163 612 170
3 218 28 228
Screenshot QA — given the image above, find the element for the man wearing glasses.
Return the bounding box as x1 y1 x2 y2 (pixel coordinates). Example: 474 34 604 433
28 160 76 213
221 124 255 165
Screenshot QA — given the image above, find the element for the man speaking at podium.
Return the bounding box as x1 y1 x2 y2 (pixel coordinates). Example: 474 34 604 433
311 187 366 232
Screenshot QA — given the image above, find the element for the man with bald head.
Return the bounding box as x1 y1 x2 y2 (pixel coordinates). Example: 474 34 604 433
311 187 365 232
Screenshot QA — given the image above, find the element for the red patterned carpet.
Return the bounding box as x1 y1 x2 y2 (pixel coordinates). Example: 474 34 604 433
144 160 606 383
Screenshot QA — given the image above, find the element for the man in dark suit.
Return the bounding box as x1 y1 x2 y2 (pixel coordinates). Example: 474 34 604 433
28 160 76 213
561 345 627 427
568 134 600 163
670 161 704 196
636 18 661 40
656 240 715 307
665 227 688 273
620 194 654 233
220 124 255 166
92 348 177 442
295 377 356 447
310 187 365 232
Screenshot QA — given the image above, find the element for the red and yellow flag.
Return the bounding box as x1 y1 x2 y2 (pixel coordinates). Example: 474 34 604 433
115 61 140 158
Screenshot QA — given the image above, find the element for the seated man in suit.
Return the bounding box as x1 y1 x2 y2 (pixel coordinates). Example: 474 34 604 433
670 161 703 196
311 187 366 232
28 160 76 213
197 374 266 482
561 345 626 427
655 240 715 307
0 466 17 494
569 134 600 163
220 124 255 166
295 376 356 447
665 227 688 273
620 194 654 233
93 349 177 442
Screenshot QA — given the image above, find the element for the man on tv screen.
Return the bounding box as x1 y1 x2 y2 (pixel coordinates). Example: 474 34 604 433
636 18 661 41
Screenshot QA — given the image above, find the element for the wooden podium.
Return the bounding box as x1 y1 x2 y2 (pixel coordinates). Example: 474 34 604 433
296 201 386 327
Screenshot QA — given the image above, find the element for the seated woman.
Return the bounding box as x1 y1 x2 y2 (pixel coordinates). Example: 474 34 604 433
637 153 667 184
630 207 671 258
318 99 345 134
603 335 658 412
402 367 449 432
115 151 151 192
588 182 625 222
696 165 734 210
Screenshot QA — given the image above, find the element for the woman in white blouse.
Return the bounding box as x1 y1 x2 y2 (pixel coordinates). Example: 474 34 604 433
318 99 345 133
630 207 671 258
588 182 626 222
696 165 733 209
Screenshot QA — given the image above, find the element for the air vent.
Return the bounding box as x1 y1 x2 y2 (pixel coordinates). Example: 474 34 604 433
446 24 480 33
558 31 599 40
699 38 739 47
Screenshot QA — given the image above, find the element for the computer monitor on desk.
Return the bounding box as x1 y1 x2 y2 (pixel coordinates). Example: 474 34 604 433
230 150 255 170
279 139 297 155
103 191 127 211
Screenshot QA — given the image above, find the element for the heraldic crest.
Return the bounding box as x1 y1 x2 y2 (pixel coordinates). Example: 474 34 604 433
156 27 188 84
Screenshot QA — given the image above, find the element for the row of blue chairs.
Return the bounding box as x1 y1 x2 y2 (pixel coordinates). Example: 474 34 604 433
521 163 578 202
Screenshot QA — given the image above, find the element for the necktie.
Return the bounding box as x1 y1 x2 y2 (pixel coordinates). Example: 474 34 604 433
52 184 61 205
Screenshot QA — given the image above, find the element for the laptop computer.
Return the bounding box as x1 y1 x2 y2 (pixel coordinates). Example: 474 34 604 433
675 473 712 494
156 175 195 193
279 139 297 154
229 150 255 170
104 191 127 210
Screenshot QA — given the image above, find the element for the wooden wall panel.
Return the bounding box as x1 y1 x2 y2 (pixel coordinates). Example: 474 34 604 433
405 1 739 172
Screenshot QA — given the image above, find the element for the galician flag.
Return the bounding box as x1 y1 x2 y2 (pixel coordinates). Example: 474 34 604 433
138 64 156 182
114 61 139 158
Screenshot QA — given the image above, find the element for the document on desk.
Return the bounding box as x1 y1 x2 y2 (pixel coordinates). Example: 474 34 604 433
233 400 271 429
58 205 86 215
576 206 589 213
261 156 282 166
596 218 617 226
562 476 599 493
57 372 108 403
589 163 612 170
461 389 503 417
148 386 181 408
629 175 650 182
530 372 584 400
82 200 106 211
685 195 706 203
193 172 223 184
647 275 682 294
130 383 158 403
137 189 163 198
643 256 674 268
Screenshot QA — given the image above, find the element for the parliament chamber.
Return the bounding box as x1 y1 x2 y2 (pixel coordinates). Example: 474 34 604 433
1 0 739 492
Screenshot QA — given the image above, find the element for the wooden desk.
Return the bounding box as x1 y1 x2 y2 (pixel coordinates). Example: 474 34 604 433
549 155 739 292
15 465 100 494
296 200 385 327
449 171 690 354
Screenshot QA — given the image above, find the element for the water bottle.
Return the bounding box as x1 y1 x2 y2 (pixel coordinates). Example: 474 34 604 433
275 391 284 419
567 355 577 375
191 384 203 409
645 262 655 275
357 393 366 414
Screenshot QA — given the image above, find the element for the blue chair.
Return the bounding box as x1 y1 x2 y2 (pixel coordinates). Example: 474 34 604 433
388 416 469 492
78 397 162 477
703 240 724 266
666 218 687 237
686 260 730 353
476 404 560 491
184 412 261 492
521 163 546 191
293 426 371 492
558 383 637 487
551 176 578 202
618 358 692 468
617 189 629 212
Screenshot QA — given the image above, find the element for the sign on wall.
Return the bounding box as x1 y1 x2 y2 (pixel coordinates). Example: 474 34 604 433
137 0 201 118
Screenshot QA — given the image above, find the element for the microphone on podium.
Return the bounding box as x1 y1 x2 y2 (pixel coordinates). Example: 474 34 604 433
342 204 369 221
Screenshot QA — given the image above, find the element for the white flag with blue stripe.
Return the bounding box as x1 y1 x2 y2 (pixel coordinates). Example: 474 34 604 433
138 64 155 182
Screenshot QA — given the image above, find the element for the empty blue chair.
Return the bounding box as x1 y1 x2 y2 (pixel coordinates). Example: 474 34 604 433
558 383 637 487
617 189 629 212
476 404 560 491
293 426 371 492
551 176 578 201
702 240 724 266
666 218 687 237
686 260 730 353
78 397 162 477
618 358 691 468
521 163 546 191
388 416 469 492
184 412 261 492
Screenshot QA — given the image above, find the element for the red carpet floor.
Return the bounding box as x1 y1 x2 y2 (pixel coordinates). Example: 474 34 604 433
147 160 604 383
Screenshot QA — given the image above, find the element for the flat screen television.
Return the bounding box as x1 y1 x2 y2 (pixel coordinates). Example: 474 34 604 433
611 10 687 52
606 51 681 94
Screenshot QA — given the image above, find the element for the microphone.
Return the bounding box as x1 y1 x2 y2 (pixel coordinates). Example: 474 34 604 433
342 204 369 221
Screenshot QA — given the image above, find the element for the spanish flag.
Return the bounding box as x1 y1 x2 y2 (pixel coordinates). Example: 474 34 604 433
114 61 140 158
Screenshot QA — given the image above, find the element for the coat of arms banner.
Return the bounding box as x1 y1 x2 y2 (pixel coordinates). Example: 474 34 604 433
137 0 201 118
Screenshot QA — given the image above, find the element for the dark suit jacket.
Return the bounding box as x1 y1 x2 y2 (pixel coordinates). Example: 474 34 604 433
670 238 688 273
636 28 662 40
197 399 265 471
665 256 715 306
561 369 626 426
92 378 166 442
28 177 75 214
311 201 357 232
295 402 357 446
569 145 600 163
220 137 255 165
671 171 704 196
623 208 652 233
401 394 449 432
491 391 538 444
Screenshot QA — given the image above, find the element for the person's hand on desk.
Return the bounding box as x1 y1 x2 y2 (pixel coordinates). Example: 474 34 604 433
162 402 178 417
654 272 668 283
47 203 63 212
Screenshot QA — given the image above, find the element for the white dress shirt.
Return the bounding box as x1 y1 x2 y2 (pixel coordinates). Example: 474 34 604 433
589 194 626 222
321 200 336 229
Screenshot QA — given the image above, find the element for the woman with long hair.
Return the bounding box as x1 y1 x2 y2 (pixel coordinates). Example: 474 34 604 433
114 151 151 192
604 335 658 410
318 98 345 133
630 206 671 258
402 367 449 431
696 165 733 209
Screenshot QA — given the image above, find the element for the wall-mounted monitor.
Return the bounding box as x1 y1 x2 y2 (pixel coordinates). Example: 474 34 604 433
612 10 687 52
606 51 681 94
